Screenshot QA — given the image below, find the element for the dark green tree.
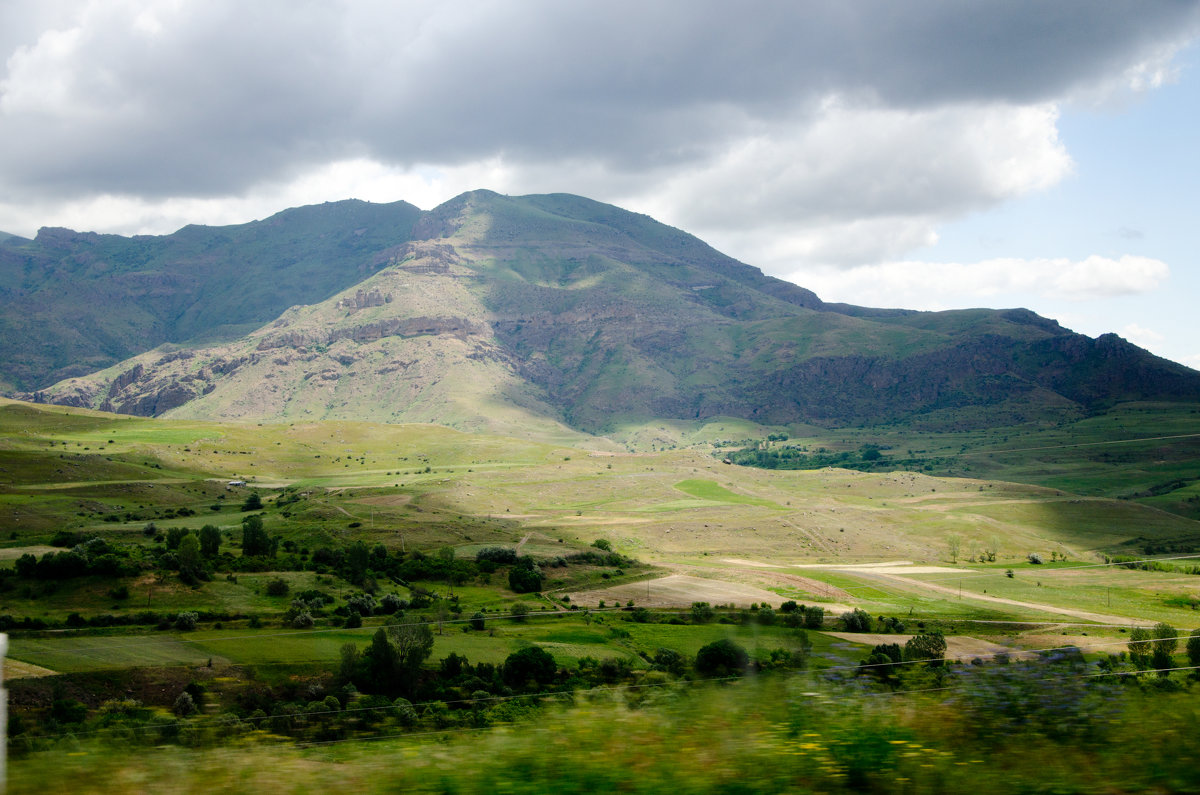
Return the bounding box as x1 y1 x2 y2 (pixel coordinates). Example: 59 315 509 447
503 646 557 688
508 557 543 593
1152 622 1178 673
904 631 947 665
337 642 361 685
1187 628 1200 669
652 647 686 676
840 608 873 632
199 524 221 557
806 607 825 634
1128 627 1152 669
241 514 275 558
177 533 203 584
347 541 371 583
241 492 263 512
695 638 750 677
166 527 188 550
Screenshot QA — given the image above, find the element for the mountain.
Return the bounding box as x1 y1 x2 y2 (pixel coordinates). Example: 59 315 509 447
0 199 423 391
12 191 1200 438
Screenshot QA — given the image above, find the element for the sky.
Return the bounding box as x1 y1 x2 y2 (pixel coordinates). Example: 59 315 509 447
1 1 1198 368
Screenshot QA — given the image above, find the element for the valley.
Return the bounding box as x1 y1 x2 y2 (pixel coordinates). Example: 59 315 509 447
1 194 1198 793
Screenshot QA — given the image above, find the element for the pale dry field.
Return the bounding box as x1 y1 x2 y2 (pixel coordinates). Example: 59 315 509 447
820 631 1035 661
566 573 853 612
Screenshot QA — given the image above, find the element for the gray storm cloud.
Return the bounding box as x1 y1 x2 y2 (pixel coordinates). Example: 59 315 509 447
0 0 1197 270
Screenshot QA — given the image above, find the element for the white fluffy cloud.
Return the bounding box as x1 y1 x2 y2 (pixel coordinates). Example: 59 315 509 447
0 0 1196 333
792 255 1170 309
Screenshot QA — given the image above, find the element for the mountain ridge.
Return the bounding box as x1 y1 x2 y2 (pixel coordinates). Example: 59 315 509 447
9 191 1200 439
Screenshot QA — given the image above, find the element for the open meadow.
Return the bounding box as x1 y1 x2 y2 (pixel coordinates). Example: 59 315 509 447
2 398 1199 792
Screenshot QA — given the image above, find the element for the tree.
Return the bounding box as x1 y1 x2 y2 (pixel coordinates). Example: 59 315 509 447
337 643 361 685
363 629 399 691
1152 622 1178 655
173 691 196 717
1152 622 1178 673
388 620 434 675
862 643 904 681
469 611 486 631
652 647 686 676
241 514 275 558
347 541 371 583
946 534 961 564
508 557 543 593
690 602 716 624
695 638 750 677
984 537 999 562
241 492 263 512
199 524 221 557
904 631 947 665
803 605 825 629
840 608 873 632
175 611 199 631
359 621 434 696
1186 629 1200 669
166 527 188 550
503 645 557 688
15 553 36 578
1128 626 1152 669
177 533 203 584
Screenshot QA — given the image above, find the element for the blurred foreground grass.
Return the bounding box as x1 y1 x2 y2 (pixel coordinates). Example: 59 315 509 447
11 668 1200 794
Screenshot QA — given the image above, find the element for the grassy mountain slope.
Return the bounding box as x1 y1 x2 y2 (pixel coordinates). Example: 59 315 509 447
14 191 1200 438
0 199 422 390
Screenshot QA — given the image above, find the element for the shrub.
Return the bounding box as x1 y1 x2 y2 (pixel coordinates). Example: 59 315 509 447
690 602 715 624
175 611 199 631
475 547 518 565
652 647 686 676
508 558 543 593
379 593 407 613
695 638 750 677
503 646 557 687
840 608 872 633
346 593 378 616
292 611 315 629
265 578 290 597
904 631 946 664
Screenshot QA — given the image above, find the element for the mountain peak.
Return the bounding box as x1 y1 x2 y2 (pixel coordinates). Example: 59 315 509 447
7 191 1199 437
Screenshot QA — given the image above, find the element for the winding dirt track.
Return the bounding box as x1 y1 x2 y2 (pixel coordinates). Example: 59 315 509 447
859 571 1144 626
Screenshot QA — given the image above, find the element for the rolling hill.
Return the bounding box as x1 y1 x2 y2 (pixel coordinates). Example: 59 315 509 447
10 190 1200 437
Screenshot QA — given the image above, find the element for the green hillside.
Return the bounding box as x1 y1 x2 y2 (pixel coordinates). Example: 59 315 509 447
18 191 1200 439
0 199 422 390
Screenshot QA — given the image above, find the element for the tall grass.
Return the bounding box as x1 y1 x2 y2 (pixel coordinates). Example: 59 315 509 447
12 664 1200 793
